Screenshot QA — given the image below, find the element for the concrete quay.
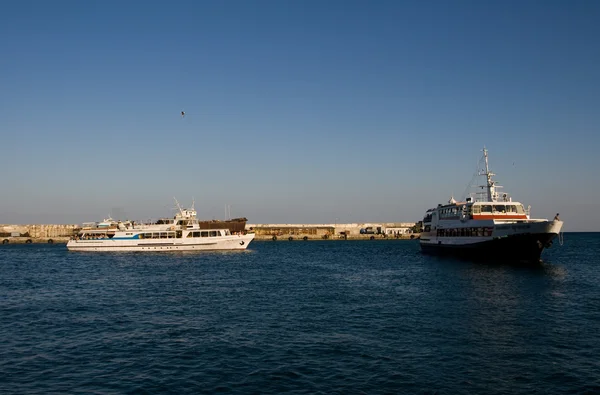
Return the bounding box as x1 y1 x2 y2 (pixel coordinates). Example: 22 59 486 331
248 222 418 241
1 224 78 245
253 233 419 241
1 237 71 244
1 221 419 244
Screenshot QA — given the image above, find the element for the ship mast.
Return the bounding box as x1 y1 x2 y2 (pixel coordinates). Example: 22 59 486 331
484 148 493 201
479 147 502 202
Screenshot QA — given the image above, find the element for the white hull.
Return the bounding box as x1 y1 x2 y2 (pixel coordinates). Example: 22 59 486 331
67 234 255 252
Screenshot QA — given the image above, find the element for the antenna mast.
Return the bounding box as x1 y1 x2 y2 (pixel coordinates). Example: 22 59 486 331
483 148 493 201
479 147 502 202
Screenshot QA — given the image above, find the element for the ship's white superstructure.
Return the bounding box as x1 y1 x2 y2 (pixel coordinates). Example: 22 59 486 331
66 199 254 252
419 148 563 262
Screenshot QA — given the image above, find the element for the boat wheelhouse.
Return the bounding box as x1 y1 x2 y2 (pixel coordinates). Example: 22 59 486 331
419 148 563 262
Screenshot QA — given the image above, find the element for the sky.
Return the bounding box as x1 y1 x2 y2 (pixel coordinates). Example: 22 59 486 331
0 0 599 230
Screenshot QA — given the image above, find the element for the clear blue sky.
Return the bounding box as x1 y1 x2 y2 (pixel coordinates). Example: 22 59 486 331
1 0 599 230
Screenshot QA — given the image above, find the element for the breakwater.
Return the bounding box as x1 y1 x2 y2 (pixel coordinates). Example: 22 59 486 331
248 222 417 241
253 233 418 241
1 221 418 244
1 224 78 244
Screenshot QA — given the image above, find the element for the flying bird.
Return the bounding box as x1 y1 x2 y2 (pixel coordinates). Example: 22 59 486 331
181 111 185 118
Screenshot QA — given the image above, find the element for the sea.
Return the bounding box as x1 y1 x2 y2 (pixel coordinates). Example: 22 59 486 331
1 233 599 394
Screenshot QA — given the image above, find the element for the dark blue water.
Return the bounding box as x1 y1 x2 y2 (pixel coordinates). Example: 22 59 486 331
1 234 599 394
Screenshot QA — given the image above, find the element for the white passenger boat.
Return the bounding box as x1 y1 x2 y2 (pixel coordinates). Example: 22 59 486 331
67 200 254 252
419 148 563 262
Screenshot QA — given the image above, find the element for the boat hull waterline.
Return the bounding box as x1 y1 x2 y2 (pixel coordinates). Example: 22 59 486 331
67 234 254 252
421 228 560 263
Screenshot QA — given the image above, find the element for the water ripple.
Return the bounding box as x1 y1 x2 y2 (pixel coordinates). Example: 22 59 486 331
1 236 599 394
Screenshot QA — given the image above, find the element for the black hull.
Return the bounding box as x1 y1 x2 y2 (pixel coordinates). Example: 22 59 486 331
420 232 558 263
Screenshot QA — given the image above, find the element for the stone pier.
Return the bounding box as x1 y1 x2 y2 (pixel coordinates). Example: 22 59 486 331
1 224 78 244
247 222 418 241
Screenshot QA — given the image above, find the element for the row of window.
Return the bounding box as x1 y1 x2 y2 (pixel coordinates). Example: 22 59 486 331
139 232 180 239
473 205 525 214
439 207 461 218
423 203 528 226
437 228 494 237
138 230 225 239
435 204 526 220
186 231 222 238
155 219 175 225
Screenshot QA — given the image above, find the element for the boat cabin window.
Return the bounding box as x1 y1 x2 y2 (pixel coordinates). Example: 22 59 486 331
436 227 492 237
140 232 176 239
187 231 222 238
439 208 460 218
78 233 111 240
472 204 526 215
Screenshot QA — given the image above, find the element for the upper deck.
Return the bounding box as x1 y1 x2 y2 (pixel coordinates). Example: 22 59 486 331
470 202 528 220
424 199 529 223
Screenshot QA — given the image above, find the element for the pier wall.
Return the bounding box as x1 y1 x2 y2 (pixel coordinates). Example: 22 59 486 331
1 224 78 243
247 222 417 240
1 222 418 243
